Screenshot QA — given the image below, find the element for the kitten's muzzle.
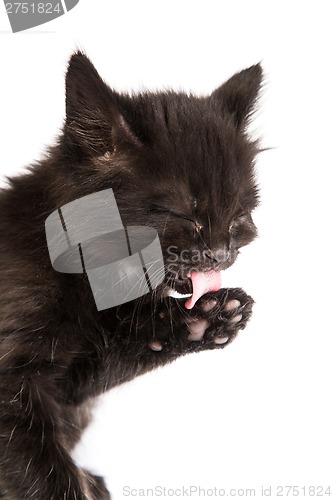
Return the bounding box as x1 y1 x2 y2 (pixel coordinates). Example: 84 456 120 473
203 249 231 267
164 246 237 277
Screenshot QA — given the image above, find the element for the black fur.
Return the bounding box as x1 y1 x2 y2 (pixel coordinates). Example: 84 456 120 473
0 52 263 499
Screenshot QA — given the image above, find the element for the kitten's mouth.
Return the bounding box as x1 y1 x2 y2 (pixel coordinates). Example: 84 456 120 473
166 270 222 310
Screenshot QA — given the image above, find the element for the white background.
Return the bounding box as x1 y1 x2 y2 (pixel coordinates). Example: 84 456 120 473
1 1 332 498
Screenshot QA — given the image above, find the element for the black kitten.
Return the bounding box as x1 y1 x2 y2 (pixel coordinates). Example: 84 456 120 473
0 53 262 499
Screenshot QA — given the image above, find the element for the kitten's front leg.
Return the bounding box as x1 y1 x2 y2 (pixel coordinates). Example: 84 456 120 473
0 377 110 500
136 288 254 366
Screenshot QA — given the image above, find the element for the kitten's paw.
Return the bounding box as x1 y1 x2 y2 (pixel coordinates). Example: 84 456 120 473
186 288 253 347
186 298 241 343
148 288 254 355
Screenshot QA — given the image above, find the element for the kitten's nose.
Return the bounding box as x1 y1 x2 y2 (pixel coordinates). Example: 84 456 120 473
204 249 230 266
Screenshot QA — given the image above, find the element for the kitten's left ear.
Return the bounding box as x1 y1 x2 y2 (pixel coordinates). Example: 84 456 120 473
211 63 263 128
65 51 140 156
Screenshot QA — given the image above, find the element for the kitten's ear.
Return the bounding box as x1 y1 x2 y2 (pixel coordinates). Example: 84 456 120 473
65 51 139 156
211 64 263 128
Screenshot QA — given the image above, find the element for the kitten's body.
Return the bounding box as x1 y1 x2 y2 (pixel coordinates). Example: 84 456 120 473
0 53 262 499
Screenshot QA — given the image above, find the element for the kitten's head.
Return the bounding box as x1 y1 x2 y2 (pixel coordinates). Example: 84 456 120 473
61 52 262 304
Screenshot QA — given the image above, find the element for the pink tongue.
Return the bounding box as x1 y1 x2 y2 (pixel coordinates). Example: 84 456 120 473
185 270 222 309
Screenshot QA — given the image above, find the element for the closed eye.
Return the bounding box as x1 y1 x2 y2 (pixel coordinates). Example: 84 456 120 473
229 212 257 246
229 210 252 228
229 214 244 231
149 204 195 224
